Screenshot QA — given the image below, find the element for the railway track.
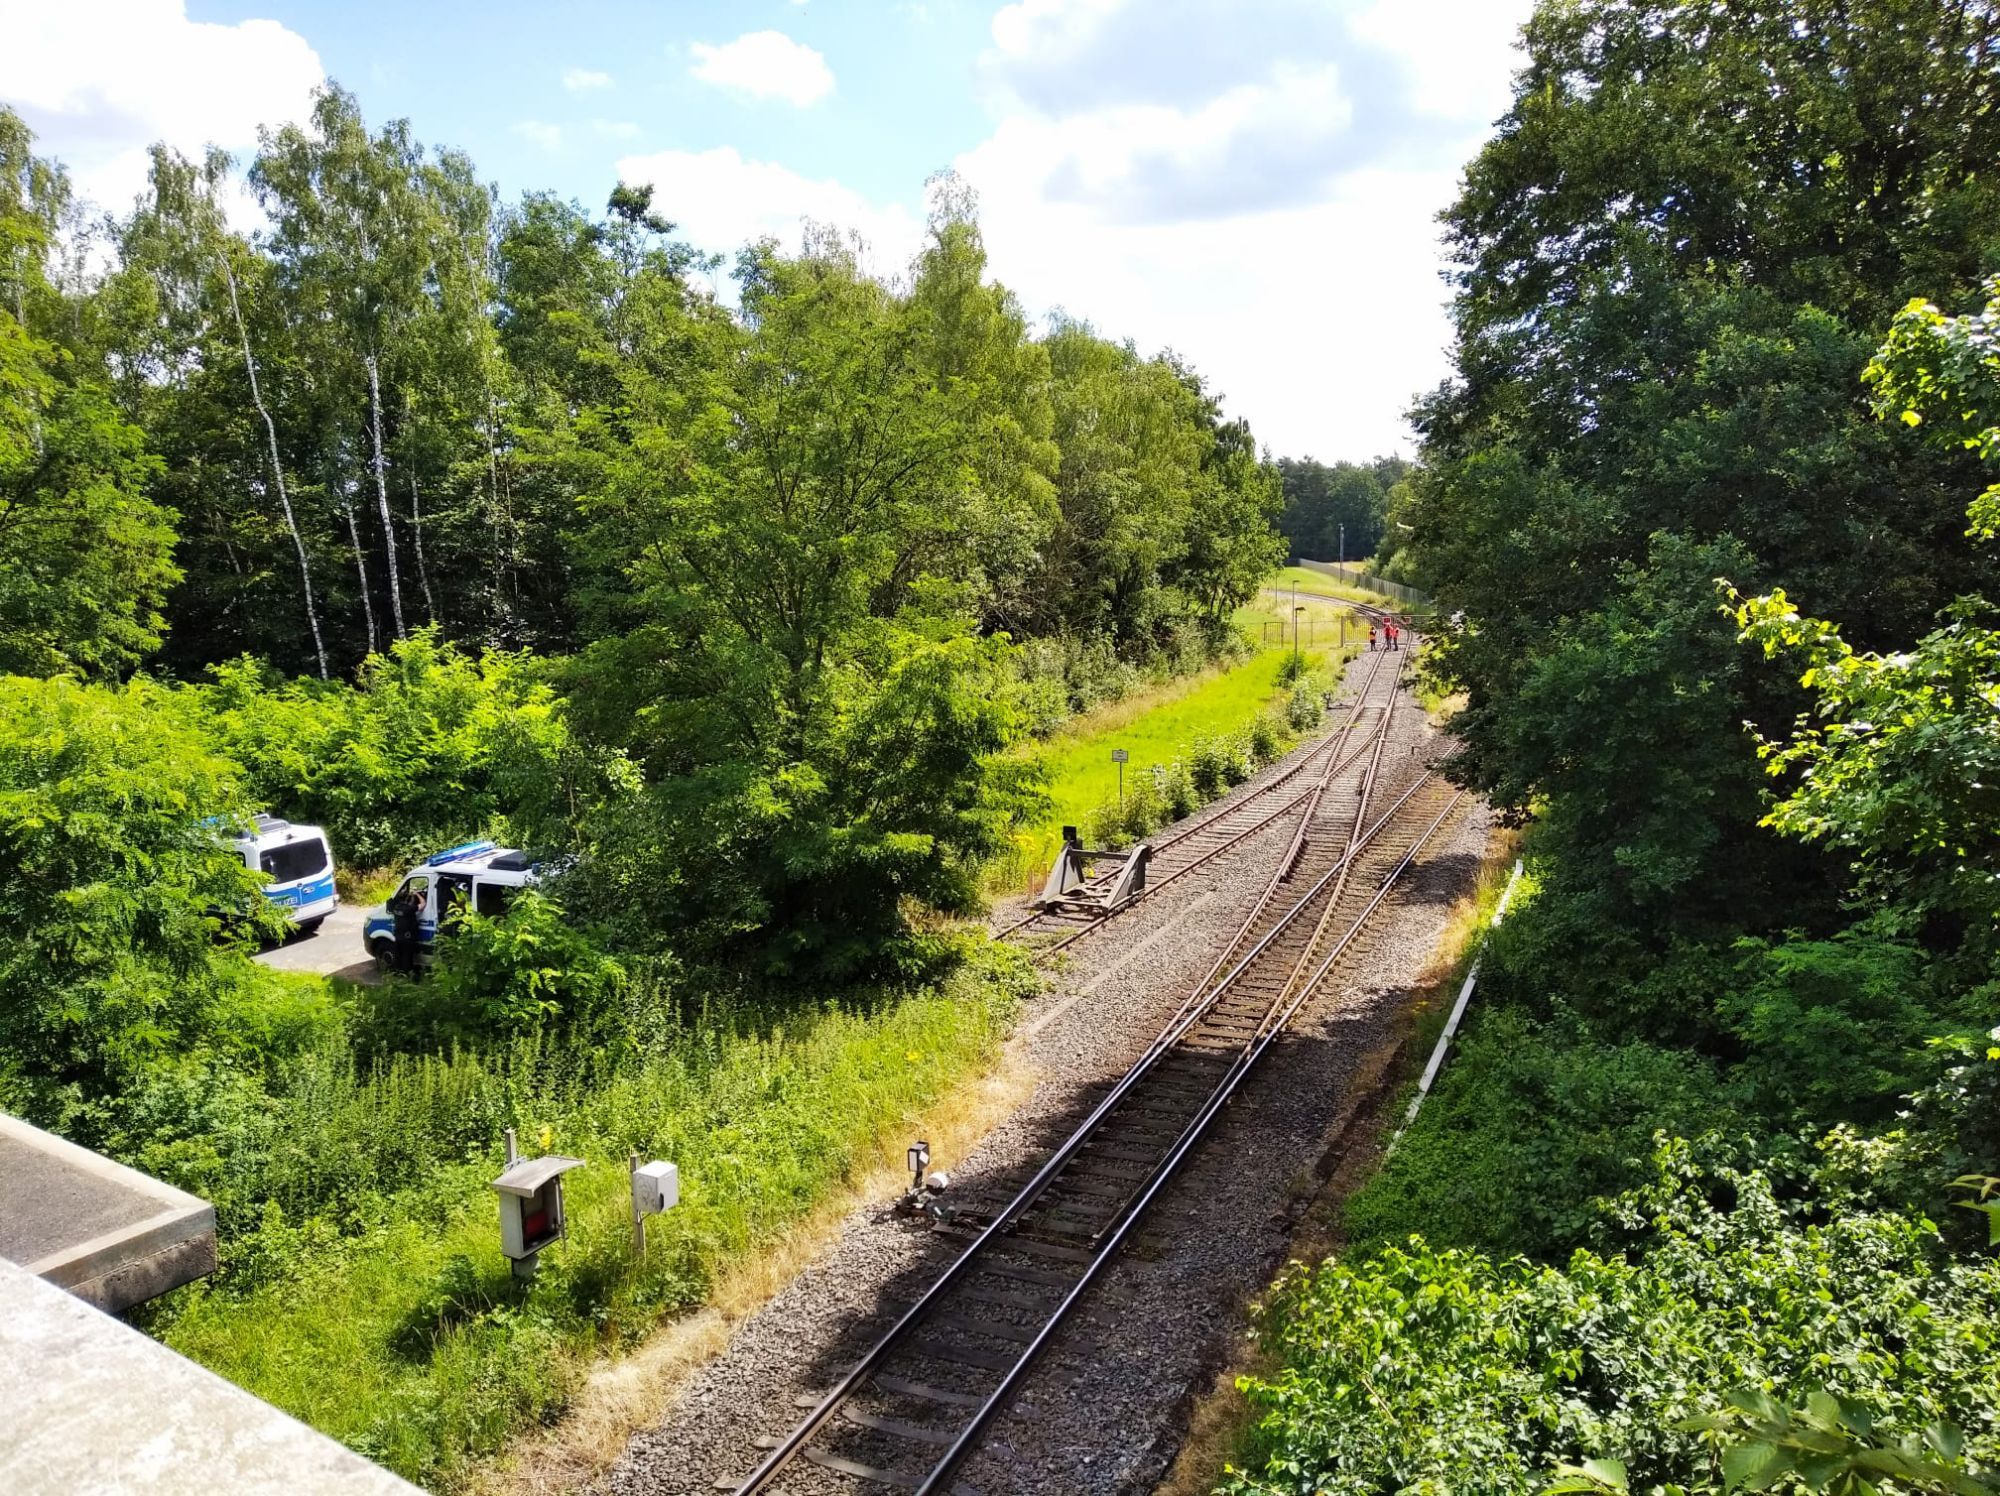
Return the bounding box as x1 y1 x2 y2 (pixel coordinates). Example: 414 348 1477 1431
725 645 1461 1496
996 641 1407 957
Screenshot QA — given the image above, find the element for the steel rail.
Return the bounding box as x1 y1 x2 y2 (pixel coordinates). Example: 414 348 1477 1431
1176 646 1404 1010
992 645 1395 943
986 729 1349 942
906 788 1467 1495
1017 717 1390 960
729 766 1440 1496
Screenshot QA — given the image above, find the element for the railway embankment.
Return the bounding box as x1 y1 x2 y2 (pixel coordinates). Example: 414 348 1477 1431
584 644 1490 1496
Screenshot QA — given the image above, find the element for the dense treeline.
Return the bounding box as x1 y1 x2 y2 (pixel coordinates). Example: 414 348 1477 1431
0 85 1284 982
1273 455 1407 565
1227 2 2000 1491
11 90 1280 680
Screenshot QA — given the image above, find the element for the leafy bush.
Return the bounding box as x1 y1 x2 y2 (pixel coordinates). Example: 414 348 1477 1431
1229 1145 2000 1496
1248 709 1286 764
1344 1007 1743 1261
185 630 584 870
1084 761 1165 846
0 675 279 1102
1007 633 1147 730
1189 734 1252 797
1156 757 1201 819
1285 675 1329 730
574 622 1044 978
382 891 628 1046
1724 923 1958 1123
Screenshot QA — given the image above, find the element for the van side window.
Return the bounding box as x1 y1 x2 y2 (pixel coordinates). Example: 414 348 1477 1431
474 881 514 918
397 875 431 912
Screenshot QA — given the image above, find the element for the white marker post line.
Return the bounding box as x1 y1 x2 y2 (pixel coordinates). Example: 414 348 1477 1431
1385 857 1525 1154
1022 892 1220 1041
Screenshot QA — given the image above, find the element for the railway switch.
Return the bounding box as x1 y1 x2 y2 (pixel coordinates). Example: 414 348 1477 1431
898 1140 952 1221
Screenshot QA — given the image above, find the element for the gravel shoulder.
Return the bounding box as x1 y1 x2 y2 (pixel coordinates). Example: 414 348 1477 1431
599 655 1490 1496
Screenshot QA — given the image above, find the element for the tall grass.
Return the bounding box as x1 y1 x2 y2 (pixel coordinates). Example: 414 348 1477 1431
147 960 1025 1489
1268 564 1406 607
988 646 1344 890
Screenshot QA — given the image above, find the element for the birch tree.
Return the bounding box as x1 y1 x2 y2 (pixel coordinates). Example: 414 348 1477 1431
116 146 330 676
254 87 436 652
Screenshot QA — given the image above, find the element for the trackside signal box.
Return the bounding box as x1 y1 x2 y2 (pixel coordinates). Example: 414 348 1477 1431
632 1160 678 1215
493 1151 585 1278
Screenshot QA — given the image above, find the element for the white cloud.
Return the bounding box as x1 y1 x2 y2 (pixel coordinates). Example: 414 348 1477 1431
988 0 1124 71
512 120 565 150
591 119 641 141
0 0 322 216
1348 0 1526 123
562 67 613 92
625 0 1534 456
947 0 1537 453
959 139 1467 455
996 61 1354 222
687 31 834 107
615 145 921 281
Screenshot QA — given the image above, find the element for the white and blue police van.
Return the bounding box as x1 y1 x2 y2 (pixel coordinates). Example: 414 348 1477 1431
231 813 339 932
364 840 541 969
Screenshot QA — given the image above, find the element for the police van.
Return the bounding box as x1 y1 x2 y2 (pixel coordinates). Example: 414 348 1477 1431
231 814 339 931
364 840 541 969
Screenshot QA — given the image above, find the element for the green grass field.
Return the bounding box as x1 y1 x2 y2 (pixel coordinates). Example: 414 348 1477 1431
152 970 1020 1488
993 631 1354 891
1236 589 1364 651
1268 563 1400 606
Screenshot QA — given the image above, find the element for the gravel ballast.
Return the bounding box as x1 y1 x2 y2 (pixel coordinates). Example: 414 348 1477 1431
601 652 1491 1496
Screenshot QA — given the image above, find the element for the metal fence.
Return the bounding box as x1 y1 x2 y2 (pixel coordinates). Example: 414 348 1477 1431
1295 558 1434 611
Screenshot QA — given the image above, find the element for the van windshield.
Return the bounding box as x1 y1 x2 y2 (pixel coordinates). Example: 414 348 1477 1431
260 838 328 885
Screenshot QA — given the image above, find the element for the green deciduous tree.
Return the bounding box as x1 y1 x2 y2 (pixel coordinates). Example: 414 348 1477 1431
0 676 274 1099
1407 0 2000 1000
1275 455 1405 563
568 226 1047 971
0 118 175 678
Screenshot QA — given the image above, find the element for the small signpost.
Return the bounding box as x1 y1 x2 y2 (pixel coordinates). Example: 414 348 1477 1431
1111 747 1128 809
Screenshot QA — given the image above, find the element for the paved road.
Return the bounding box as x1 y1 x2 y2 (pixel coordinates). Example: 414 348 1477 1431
253 901 381 983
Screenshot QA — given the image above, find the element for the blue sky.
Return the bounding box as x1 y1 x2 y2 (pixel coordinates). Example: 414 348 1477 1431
5 0 1534 458
187 0 1000 212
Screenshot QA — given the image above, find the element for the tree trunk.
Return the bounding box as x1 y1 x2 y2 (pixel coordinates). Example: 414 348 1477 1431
461 242 514 637
364 351 406 639
409 471 437 622
339 475 377 657
219 253 329 677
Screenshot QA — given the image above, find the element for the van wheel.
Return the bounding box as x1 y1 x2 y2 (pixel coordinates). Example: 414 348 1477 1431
370 938 396 970
297 917 326 936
